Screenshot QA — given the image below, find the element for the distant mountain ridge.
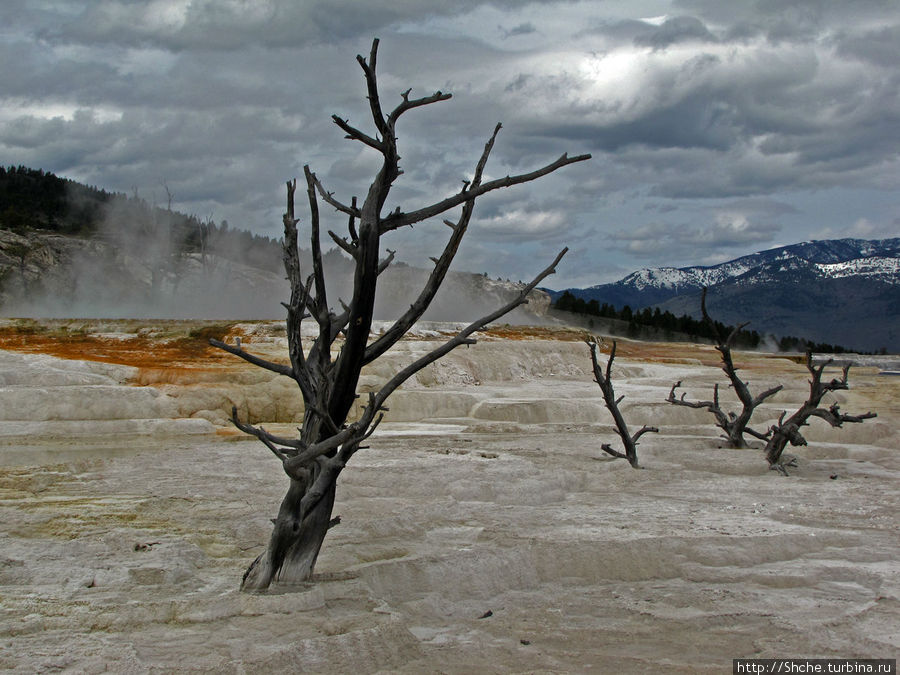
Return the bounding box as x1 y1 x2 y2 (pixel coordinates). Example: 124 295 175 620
550 238 900 352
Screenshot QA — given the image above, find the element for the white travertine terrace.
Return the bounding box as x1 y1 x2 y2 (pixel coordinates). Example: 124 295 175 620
0 321 897 672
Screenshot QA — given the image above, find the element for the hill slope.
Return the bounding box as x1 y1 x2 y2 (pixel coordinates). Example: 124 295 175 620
0 166 549 322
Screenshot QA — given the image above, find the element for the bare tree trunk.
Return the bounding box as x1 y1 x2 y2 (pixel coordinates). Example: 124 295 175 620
667 288 781 448
212 38 589 591
586 337 658 468
242 476 338 590
765 353 876 474
763 427 798 471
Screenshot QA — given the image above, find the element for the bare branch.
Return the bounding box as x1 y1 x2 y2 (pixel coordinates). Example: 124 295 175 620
228 407 305 461
364 123 504 364
387 89 452 127
744 426 773 442
666 382 735 442
283 424 360 472
279 178 318 402
587 337 658 468
209 338 293 378
600 444 627 460
331 115 384 151
309 172 360 219
672 289 783 448
282 394 387 476
371 248 568 408
348 196 359 242
328 230 357 258
380 152 591 234
605 338 617 382
633 425 659 443
304 166 329 325
356 38 388 138
753 384 784 406
808 405 877 427
765 353 877 471
378 248 396 275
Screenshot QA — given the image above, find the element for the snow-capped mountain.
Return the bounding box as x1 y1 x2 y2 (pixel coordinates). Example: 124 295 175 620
815 257 900 280
550 238 900 352
586 238 900 295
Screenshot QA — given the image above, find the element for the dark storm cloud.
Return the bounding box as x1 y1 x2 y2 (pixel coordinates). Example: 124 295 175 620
503 22 538 39
834 23 900 68
34 1 501 51
2 0 899 287
609 217 782 257
504 24 899 200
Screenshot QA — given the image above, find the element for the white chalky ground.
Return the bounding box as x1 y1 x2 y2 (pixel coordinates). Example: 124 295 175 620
1 322 897 673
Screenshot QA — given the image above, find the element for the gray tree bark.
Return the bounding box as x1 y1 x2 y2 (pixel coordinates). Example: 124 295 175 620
667 288 781 448
586 337 657 468
211 38 590 590
765 353 876 474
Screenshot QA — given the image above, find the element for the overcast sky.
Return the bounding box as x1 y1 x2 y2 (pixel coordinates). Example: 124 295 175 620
2 1 899 288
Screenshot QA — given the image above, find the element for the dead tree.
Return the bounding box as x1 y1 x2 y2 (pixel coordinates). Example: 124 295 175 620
210 39 590 591
586 337 658 468
667 288 782 448
765 352 876 474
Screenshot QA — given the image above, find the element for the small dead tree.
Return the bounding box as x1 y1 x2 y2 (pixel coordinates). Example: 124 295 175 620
210 39 590 591
667 288 782 448
586 337 658 468
765 352 876 474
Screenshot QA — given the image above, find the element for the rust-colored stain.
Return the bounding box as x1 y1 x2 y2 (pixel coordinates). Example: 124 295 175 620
0 319 785 376
480 325 586 342
480 325 727 366
0 321 239 371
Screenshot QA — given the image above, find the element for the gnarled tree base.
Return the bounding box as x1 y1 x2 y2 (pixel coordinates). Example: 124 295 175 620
241 479 338 592
768 454 799 476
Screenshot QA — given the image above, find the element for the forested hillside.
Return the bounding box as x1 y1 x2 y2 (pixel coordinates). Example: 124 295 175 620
552 290 862 353
0 165 281 271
